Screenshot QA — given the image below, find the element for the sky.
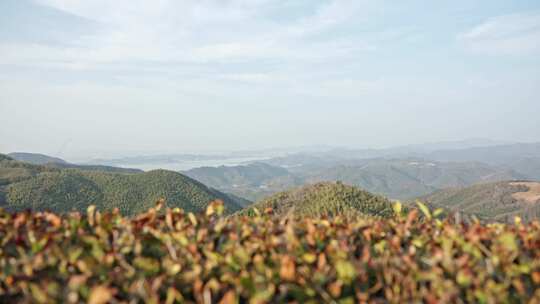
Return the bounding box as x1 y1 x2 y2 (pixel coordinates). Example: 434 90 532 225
1 0 539 160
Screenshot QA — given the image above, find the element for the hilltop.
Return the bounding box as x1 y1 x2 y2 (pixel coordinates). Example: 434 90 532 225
419 181 540 222
243 182 394 217
0 154 245 215
8 152 67 165
8 152 142 174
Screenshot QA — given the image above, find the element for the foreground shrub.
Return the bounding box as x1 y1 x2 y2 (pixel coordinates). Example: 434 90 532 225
1 201 540 303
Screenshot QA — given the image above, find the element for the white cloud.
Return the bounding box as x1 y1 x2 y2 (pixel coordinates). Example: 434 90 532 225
0 0 382 98
458 12 540 55
24 1 374 65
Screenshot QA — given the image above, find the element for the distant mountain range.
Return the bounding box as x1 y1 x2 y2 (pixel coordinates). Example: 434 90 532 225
8 152 68 165
426 142 540 163
0 153 246 215
298 159 523 199
282 138 515 162
184 158 525 200
264 141 540 172
86 154 235 166
8 152 143 174
207 141 539 200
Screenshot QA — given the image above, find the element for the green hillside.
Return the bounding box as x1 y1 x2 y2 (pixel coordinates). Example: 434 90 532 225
243 182 393 217
0 154 244 215
419 181 540 222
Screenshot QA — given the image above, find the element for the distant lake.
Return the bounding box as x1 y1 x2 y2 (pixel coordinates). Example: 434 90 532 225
113 156 271 171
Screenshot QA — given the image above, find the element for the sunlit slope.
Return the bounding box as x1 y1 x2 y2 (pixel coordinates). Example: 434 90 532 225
420 181 540 222
243 181 394 217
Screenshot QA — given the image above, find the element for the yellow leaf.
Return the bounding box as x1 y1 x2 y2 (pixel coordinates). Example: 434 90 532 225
29 283 48 304
88 285 113 304
302 253 317 264
456 270 472 287
87 205 96 226
134 257 160 274
166 287 183 304
336 260 356 284
416 201 431 220
392 201 402 216
188 213 198 226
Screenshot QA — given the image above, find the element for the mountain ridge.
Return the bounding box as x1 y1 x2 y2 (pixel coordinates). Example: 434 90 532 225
0 154 245 215
185 158 524 201
8 152 143 174
8 152 67 165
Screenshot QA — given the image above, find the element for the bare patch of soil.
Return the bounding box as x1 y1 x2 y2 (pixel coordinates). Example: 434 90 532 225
510 182 540 204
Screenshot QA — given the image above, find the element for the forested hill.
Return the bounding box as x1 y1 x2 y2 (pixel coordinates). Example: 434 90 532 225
242 181 394 218
0 154 246 215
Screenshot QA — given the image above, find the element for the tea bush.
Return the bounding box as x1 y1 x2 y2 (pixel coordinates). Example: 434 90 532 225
1 201 539 303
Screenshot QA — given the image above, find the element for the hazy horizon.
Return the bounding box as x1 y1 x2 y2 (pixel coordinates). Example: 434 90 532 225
1 0 540 159
3 137 538 164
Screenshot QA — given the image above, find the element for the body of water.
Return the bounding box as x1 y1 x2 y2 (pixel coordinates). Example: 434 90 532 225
115 156 272 171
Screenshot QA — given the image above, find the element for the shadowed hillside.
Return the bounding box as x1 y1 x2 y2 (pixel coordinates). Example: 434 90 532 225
0 154 245 215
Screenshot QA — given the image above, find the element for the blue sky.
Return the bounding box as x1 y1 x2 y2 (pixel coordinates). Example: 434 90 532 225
1 0 539 159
